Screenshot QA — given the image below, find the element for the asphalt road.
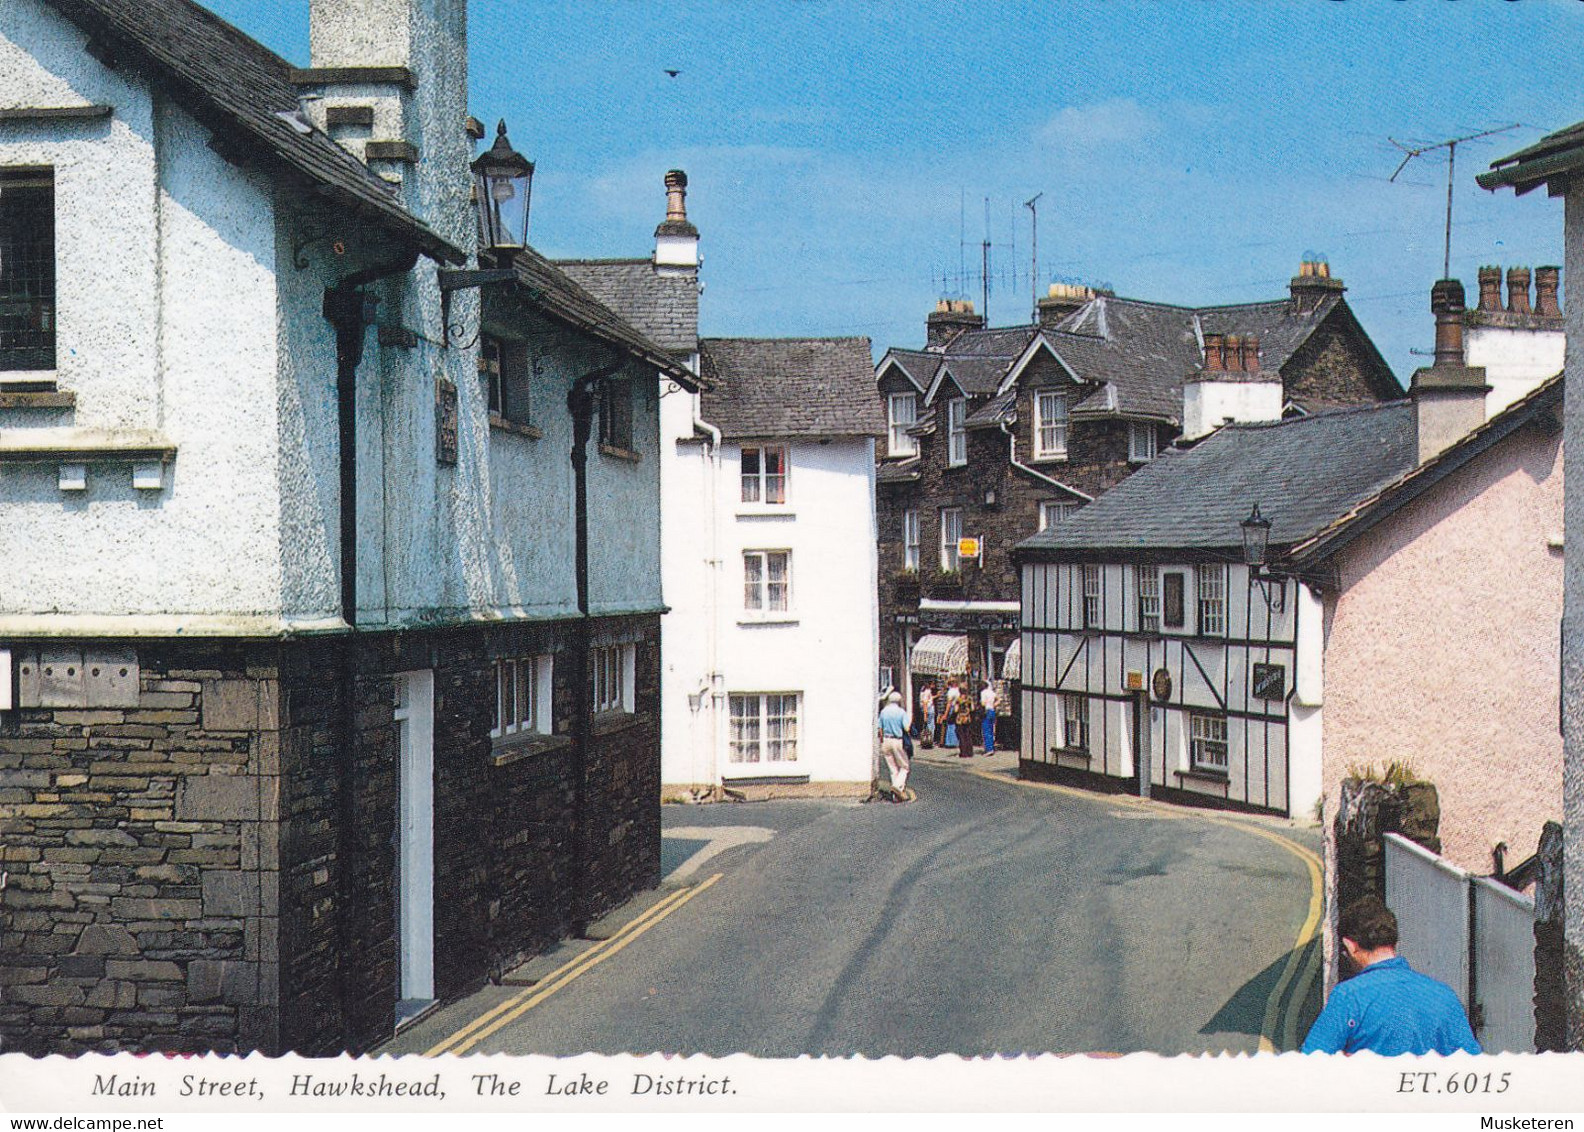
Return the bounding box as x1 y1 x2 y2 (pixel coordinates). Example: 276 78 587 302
389 755 1321 1057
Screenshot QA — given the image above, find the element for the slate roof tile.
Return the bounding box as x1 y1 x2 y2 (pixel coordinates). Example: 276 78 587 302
554 259 699 355
699 337 882 439
1016 401 1416 556
44 0 463 263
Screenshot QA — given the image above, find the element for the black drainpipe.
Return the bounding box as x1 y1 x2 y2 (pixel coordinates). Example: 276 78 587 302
567 350 626 937
321 249 418 1049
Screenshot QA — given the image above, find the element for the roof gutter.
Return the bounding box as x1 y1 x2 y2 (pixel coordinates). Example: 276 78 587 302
999 419 1093 502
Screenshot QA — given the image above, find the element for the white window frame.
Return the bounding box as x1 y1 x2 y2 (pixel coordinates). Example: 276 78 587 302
1196 562 1227 636
939 508 963 572
887 393 918 458
1062 693 1089 751
1190 712 1229 773
1129 421 1158 463
728 692 800 765
1034 390 1068 460
491 654 553 739
877 666 894 696
1137 566 1161 634
741 445 788 504
1082 564 1102 629
947 397 967 467
590 643 635 715
743 549 791 613
1038 500 1077 531
902 509 920 571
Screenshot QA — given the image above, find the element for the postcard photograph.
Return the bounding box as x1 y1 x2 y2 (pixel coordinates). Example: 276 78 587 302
0 0 1583 1118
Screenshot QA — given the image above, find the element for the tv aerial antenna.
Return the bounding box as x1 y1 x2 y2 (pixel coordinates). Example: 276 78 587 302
1388 124 1519 279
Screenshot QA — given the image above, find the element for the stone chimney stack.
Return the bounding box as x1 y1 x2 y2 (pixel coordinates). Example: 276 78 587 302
1477 266 1504 313
1036 282 1095 328
301 0 469 244
1411 279 1489 464
1507 266 1533 315
1536 266 1563 318
927 299 986 350
654 169 699 275
1182 330 1283 440
1289 256 1345 315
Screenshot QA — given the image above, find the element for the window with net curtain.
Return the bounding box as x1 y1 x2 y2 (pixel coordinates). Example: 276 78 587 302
729 693 800 764
741 446 787 503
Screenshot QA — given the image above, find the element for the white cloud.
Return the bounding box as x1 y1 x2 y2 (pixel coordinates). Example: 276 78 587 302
1035 98 1159 147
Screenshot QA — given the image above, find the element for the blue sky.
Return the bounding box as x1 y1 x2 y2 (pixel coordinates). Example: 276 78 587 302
213 0 1584 382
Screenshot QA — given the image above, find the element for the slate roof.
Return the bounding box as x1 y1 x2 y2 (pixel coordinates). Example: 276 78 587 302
1479 122 1584 196
886 285 1386 427
510 248 696 385
877 457 921 484
699 337 882 440
880 349 943 392
554 259 699 356
1291 374 1564 567
1015 400 1416 558
44 0 463 264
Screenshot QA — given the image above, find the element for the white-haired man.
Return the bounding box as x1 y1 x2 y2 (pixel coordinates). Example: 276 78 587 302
878 691 915 803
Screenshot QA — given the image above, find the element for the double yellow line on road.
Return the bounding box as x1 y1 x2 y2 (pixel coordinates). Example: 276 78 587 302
426 873 722 1056
970 767 1325 1052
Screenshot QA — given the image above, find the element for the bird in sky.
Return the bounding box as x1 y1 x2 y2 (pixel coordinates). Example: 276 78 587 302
664 69 681 78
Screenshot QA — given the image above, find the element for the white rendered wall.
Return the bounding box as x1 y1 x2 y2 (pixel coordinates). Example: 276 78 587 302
659 383 719 788
1182 379 1284 440
0 5 287 631
716 437 878 786
660 403 879 789
1467 323 1566 420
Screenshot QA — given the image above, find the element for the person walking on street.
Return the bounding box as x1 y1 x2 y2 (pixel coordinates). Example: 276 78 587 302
952 688 976 759
979 681 998 754
920 683 936 749
943 679 960 748
877 691 915 803
1301 896 1481 1055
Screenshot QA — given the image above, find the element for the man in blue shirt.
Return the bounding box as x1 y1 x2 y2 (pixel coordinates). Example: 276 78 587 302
1302 896 1481 1055
877 692 914 803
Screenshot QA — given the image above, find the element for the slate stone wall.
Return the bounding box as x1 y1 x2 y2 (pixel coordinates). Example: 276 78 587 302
3 614 664 1056
0 641 281 1055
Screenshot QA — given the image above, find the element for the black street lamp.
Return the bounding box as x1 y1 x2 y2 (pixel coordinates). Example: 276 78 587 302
472 119 534 251
1240 503 1284 612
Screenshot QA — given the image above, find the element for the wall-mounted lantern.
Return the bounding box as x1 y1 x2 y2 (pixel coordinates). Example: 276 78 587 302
472 119 534 252
1240 503 1284 612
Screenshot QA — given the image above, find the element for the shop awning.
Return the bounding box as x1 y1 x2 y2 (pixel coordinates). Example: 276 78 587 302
910 633 968 677
1002 637 1021 681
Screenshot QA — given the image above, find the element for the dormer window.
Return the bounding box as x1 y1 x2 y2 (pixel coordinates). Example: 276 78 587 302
1128 422 1158 463
0 168 55 371
1034 390 1068 460
887 393 918 457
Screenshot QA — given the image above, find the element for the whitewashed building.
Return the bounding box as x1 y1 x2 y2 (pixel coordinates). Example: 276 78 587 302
0 0 690 1055
561 188 883 797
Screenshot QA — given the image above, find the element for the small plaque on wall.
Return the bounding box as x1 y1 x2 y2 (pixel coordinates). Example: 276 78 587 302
435 377 459 465
1252 662 1286 701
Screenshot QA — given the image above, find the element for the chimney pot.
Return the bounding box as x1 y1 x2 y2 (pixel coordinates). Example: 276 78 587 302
927 299 985 349
664 169 689 222
1223 335 1244 372
1506 266 1533 315
1477 266 1503 312
1242 335 1260 372
1430 278 1468 368
1535 265 1563 318
1203 333 1225 371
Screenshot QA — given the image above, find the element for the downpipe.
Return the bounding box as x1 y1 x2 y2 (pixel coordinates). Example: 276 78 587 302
567 349 628 937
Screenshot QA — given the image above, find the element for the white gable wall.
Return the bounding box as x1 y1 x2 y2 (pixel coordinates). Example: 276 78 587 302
0 3 287 629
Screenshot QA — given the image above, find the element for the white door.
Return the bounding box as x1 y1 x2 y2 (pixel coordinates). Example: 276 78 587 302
394 670 435 1017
